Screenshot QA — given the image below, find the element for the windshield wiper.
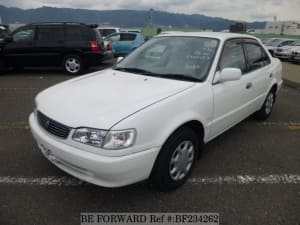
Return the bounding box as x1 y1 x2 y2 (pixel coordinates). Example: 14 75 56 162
155 74 202 82
113 67 154 75
114 67 202 82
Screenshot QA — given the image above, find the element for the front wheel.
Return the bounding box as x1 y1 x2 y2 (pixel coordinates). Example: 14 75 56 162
63 55 84 75
149 127 199 191
254 90 275 120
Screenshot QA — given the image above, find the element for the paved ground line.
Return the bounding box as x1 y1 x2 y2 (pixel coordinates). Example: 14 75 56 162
0 125 30 129
0 174 299 186
0 87 37 90
188 174 300 184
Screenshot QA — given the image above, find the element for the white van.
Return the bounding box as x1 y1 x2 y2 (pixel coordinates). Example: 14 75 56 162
97 27 120 38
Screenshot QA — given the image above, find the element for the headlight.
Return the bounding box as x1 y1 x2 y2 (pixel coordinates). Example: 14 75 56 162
72 128 136 149
103 129 136 149
72 128 107 148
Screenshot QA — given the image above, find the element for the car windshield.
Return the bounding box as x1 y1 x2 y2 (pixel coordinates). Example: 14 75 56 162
269 39 288 46
113 36 219 82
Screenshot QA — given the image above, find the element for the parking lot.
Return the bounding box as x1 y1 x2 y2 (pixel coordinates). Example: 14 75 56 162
0 60 299 225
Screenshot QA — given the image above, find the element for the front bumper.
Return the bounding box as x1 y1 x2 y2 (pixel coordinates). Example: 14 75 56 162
84 51 114 66
29 113 160 187
289 55 300 63
273 52 291 59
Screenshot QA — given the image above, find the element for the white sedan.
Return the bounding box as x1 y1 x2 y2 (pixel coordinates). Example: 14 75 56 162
274 40 300 59
29 32 282 190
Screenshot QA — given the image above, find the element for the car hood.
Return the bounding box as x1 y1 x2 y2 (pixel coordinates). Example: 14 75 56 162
291 46 300 52
277 45 300 51
266 45 276 50
276 45 293 51
36 69 195 129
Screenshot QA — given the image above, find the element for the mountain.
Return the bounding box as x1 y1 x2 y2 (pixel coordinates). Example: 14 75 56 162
0 5 265 31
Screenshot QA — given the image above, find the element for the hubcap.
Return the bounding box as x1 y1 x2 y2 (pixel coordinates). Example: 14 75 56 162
169 140 195 181
265 92 274 115
65 58 80 73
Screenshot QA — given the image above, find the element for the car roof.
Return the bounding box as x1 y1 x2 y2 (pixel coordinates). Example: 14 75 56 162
97 27 120 29
156 32 260 42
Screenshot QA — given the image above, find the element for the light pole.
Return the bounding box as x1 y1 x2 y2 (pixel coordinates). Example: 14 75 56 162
150 8 154 27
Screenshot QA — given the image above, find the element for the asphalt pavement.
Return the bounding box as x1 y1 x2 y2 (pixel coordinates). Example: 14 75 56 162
0 62 299 225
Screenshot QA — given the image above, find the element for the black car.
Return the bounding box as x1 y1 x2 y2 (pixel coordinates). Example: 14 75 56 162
0 22 110 75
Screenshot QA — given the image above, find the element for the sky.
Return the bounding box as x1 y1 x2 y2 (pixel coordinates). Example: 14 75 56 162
1 0 300 22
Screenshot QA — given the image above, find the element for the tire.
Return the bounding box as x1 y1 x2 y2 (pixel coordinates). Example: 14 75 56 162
254 89 276 120
0 60 6 74
63 55 85 75
149 127 200 191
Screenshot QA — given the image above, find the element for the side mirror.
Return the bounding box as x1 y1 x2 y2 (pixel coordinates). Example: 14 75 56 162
219 68 242 82
116 57 124 63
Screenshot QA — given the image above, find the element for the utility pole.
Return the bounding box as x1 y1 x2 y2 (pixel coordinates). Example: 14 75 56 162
149 8 154 27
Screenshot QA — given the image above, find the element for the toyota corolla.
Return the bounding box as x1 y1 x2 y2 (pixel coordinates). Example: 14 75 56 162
29 32 282 190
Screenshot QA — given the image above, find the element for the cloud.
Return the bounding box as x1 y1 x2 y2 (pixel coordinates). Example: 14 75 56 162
2 0 300 21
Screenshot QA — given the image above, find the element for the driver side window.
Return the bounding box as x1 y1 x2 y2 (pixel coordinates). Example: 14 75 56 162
13 27 35 42
220 40 246 74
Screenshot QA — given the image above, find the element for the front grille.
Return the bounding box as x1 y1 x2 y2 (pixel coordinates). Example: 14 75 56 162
37 111 71 139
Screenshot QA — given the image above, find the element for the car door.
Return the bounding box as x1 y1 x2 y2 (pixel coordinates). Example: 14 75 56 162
4 26 36 66
242 40 272 112
33 25 65 66
209 39 252 138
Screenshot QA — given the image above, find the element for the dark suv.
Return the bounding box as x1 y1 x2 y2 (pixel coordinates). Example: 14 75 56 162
0 22 110 75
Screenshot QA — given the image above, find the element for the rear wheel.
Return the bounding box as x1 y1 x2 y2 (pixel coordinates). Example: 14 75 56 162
63 55 85 75
254 89 275 120
149 127 199 191
0 60 6 74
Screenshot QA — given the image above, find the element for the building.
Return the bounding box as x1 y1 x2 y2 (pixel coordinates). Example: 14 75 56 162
264 21 300 35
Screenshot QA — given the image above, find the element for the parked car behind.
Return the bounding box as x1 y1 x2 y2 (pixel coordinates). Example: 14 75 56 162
289 46 300 63
0 22 110 75
97 27 120 39
104 32 144 57
273 40 300 60
29 32 282 191
264 39 295 56
260 38 280 45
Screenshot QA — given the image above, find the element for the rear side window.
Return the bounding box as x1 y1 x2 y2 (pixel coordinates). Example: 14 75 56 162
65 26 90 41
120 33 136 41
37 27 64 41
220 40 247 74
244 43 268 71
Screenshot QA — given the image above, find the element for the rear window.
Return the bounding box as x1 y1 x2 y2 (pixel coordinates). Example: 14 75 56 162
65 26 90 41
120 33 136 41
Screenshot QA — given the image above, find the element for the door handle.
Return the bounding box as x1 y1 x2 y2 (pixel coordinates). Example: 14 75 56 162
269 73 273 78
246 82 252 89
